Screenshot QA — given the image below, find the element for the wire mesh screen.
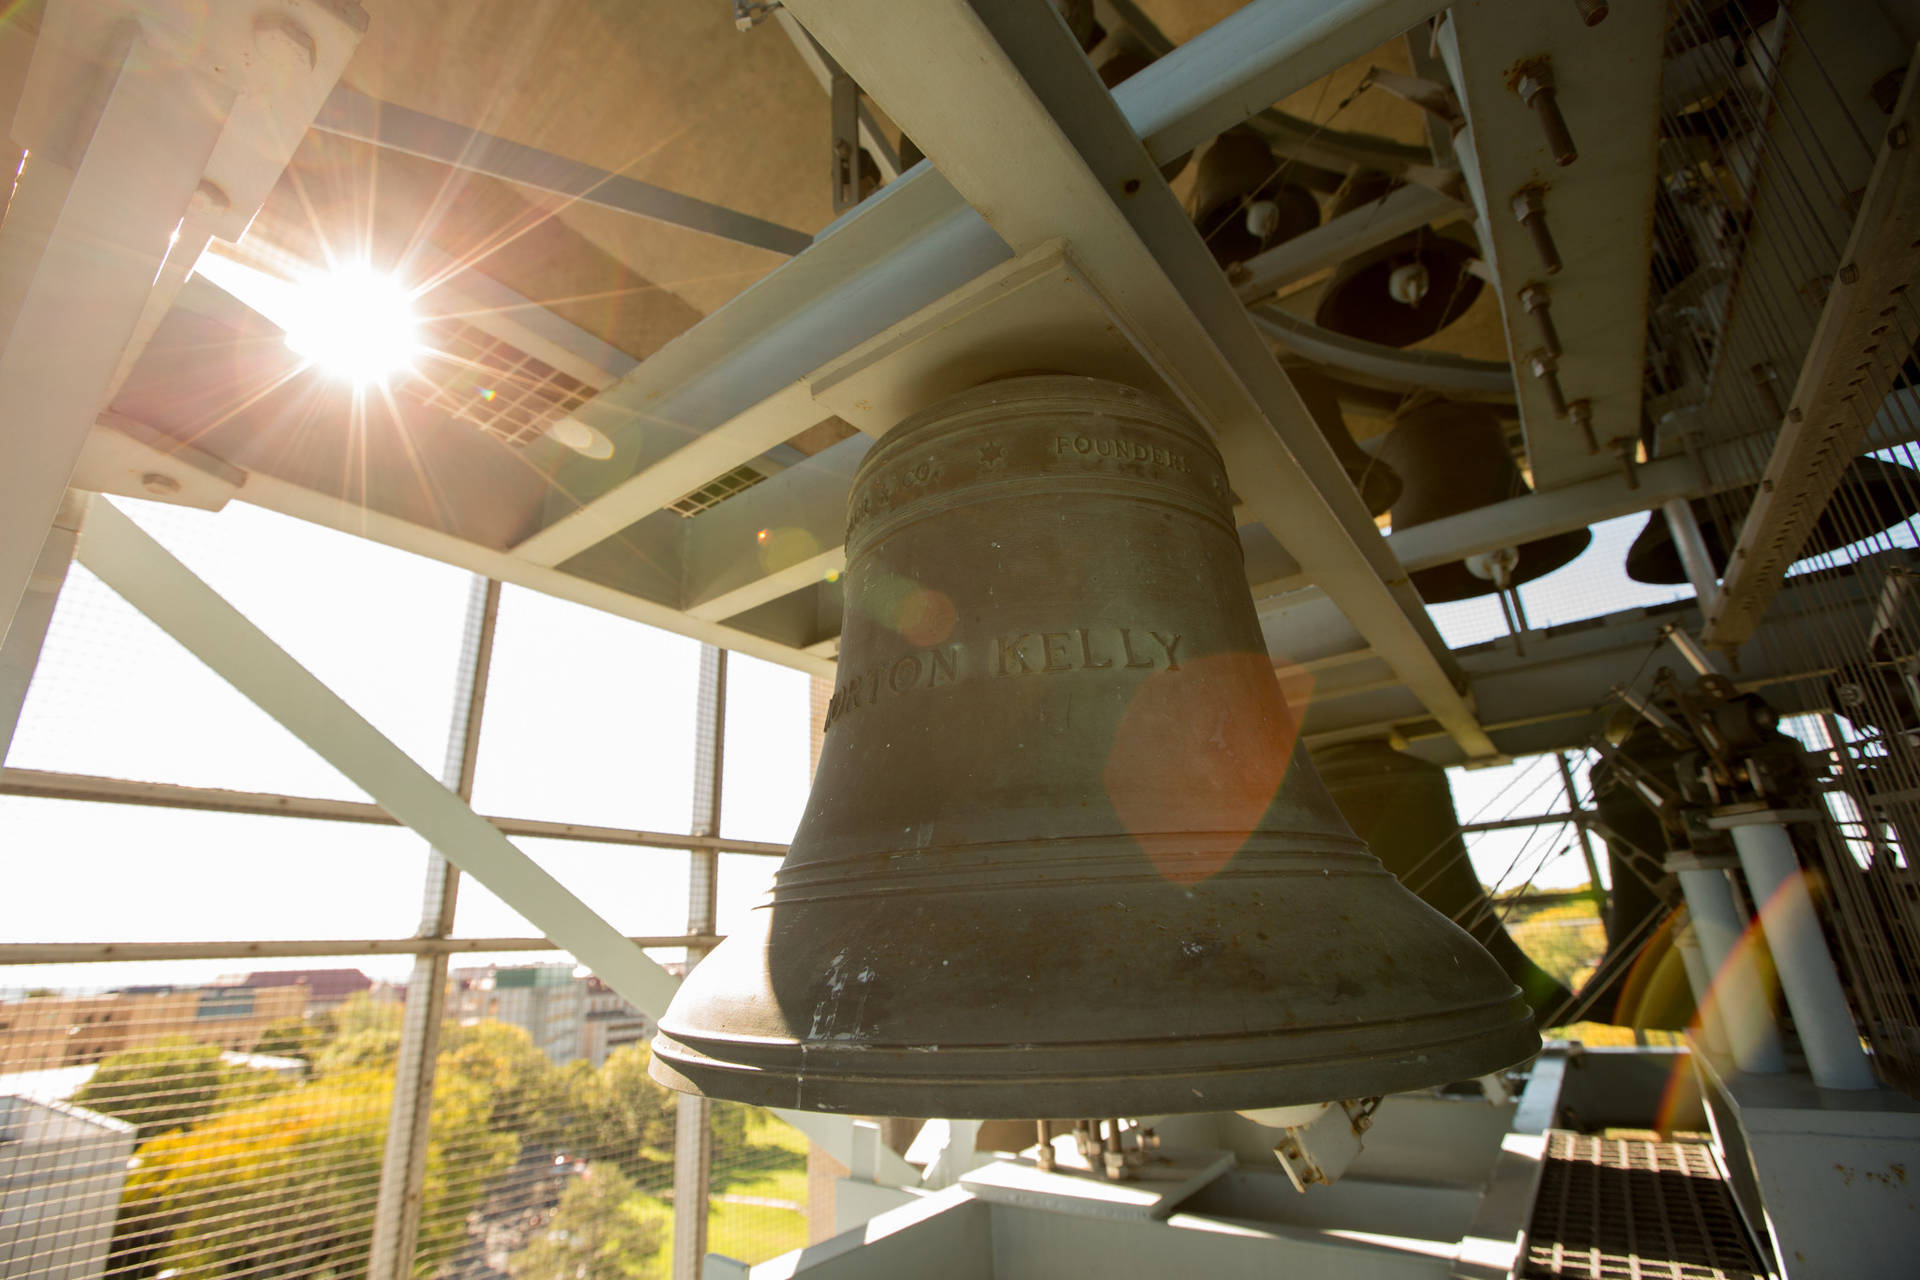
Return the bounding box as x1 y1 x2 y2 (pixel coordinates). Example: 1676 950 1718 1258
0 960 813 1280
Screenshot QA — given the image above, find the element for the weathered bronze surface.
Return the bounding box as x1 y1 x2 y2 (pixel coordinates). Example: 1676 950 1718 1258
650 377 1539 1118
1377 400 1592 603
1312 738 1573 1021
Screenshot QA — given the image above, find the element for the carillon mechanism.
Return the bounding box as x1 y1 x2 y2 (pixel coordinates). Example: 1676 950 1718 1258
650 376 1538 1118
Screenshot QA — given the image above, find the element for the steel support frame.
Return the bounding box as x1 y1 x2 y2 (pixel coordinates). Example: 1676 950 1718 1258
368 577 501 1280
0 767 788 855
63 499 914 1183
783 0 1494 758
0 493 88 765
503 0 1451 567
0 36 230 647
673 646 727 1280
309 86 814 257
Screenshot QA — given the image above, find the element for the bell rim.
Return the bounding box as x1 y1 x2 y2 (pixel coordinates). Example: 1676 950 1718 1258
1410 527 1593 603
647 997 1539 1119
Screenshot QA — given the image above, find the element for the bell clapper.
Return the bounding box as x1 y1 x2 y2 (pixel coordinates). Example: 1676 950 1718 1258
1467 547 1529 654
1388 261 1431 307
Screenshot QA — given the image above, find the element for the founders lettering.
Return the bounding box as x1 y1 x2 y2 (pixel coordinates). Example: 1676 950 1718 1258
1055 434 1190 473
822 625 1187 731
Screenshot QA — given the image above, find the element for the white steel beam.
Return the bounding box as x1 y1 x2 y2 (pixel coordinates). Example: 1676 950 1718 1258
505 0 1446 574
785 0 1495 758
0 37 229 647
1232 181 1461 303
1703 47 1920 652
1435 1 1666 487
71 501 911 1183
311 86 814 256
0 0 365 646
0 492 87 765
76 498 682 1016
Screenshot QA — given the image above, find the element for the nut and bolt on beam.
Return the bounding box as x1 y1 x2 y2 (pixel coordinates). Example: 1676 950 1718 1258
1519 281 1561 356
1515 59 1578 167
1510 185 1562 275
1568 398 1597 455
1570 0 1609 25
1528 349 1568 417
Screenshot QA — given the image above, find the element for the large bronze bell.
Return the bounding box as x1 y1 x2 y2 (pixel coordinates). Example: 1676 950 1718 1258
1625 456 1920 584
1315 173 1482 348
1289 366 1402 517
1311 739 1573 1022
650 376 1539 1118
1190 126 1321 269
1376 400 1592 604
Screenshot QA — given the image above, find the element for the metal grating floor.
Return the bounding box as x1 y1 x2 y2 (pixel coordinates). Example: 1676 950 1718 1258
1522 1132 1767 1280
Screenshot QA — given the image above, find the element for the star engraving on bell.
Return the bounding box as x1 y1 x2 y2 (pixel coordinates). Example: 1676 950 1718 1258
979 440 1006 469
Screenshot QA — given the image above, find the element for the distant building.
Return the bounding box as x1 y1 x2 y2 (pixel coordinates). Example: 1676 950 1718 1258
582 975 653 1067
0 1095 136 1279
450 964 586 1064
0 986 307 1073
447 966 652 1066
237 968 373 1011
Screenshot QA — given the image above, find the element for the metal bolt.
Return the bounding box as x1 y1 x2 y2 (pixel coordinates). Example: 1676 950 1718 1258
1519 282 1561 357
1570 0 1609 25
1528 349 1569 418
1750 362 1784 418
1838 262 1860 285
141 472 182 496
1510 185 1563 275
1611 437 1640 490
1568 398 1598 454
1515 60 1578 167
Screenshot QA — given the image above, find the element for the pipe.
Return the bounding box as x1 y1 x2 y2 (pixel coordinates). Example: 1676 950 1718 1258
1669 853 1787 1074
1719 811 1876 1089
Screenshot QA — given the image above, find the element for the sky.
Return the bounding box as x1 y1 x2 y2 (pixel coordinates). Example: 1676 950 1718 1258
0 495 1697 996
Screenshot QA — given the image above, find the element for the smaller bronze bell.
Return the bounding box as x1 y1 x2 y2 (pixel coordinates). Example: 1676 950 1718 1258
1625 456 1920 584
1190 126 1321 269
1315 173 1482 349
1288 365 1401 517
1375 400 1591 603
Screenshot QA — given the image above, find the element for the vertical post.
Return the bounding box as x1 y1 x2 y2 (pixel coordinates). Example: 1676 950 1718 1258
673 646 727 1280
0 491 88 764
1554 753 1608 922
1660 498 1722 617
1720 810 1876 1090
1669 851 1787 1074
368 577 502 1280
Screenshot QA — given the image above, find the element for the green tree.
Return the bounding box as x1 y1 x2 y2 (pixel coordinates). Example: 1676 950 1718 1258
74 1040 227 1139
508 1164 666 1280
111 1068 514 1280
252 1017 326 1062
563 1044 675 1176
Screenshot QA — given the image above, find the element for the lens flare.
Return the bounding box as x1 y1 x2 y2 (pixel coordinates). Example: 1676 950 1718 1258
1107 651 1302 885
282 265 421 385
